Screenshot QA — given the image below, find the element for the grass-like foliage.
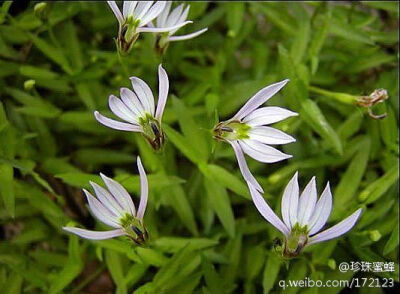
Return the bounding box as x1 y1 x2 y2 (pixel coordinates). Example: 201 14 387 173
0 1 398 293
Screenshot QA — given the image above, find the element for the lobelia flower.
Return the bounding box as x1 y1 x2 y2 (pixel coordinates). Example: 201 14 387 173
63 157 149 245
107 1 192 54
213 79 298 192
149 2 208 53
94 64 168 151
248 172 362 258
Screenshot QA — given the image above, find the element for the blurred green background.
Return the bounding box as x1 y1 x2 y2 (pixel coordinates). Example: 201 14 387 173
0 1 398 293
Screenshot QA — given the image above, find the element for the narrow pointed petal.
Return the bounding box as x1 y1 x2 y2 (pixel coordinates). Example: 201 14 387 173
94 111 142 132
239 139 292 163
83 189 120 228
297 177 317 227
248 184 290 236
90 181 124 217
107 1 124 25
168 28 208 42
137 21 192 33
155 64 169 122
233 79 290 120
63 227 125 240
134 1 153 21
156 1 171 27
136 157 148 220
120 88 146 118
130 77 155 115
242 106 298 126
100 174 136 216
308 183 333 235
109 95 139 124
230 141 263 193
248 126 296 145
176 5 190 25
122 1 137 18
281 172 299 229
139 1 166 26
166 4 184 27
308 209 362 245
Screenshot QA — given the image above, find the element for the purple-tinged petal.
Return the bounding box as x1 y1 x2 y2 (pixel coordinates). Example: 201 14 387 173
297 176 317 227
168 28 208 42
156 1 171 27
83 189 120 228
308 183 333 235
239 139 292 163
281 172 299 230
248 126 296 145
308 209 362 245
139 1 166 26
230 141 263 193
130 77 155 115
109 95 139 124
155 64 169 122
248 184 290 236
242 106 298 126
165 4 184 27
122 1 137 18
134 1 153 21
90 181 124 217
100 174 136 216
232 79 290 121
94 111 142 132
137 21 192 33
63 227 125 240
120 87 146 118
136 156 148 220
107 1 124 25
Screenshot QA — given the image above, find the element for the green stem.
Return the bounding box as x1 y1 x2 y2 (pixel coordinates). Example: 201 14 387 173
308 86 358 105
117 51 131 79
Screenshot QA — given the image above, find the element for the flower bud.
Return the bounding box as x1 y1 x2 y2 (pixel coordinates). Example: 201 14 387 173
328 259 336 270
369 230 381 242
34 2 48 21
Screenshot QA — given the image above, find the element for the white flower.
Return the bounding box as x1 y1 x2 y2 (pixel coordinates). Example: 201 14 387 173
107 1 192 53
94 64 168 151
248 172 362 258
213 79 297 192
63 157 149 244
149 2 208 52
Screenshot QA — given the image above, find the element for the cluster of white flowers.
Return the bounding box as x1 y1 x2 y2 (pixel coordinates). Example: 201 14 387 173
107 1 207 53
64 1 362 258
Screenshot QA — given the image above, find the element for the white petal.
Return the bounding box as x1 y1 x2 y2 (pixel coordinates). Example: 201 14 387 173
122 1 137 18
248 126 296 145
242 106 298 126
176 4 190 26
166 4 184 27
136 156 148 220
134 1 153 21
109 95 139 124
63 227 125 240
155 64 169 122
137 21 192 33
120 87 146 118
308 183 333 235
90 181 124 217
281 172 299 230
297 177 317 227
139 1 166 26
156 1 171 27
248 183 290 236
107 1 124 25
168 28 208 42
308 209 362 245
233 79 290 120
229 141 263 193
130 77 155 115
94 111 142 132
83 189 121 228
100 174 136 216
239 139 292 163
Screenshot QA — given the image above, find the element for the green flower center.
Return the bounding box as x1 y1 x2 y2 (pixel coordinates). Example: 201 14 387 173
138 114 165 151
283 223 309 258
213 120 250 141
119 213 149 245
